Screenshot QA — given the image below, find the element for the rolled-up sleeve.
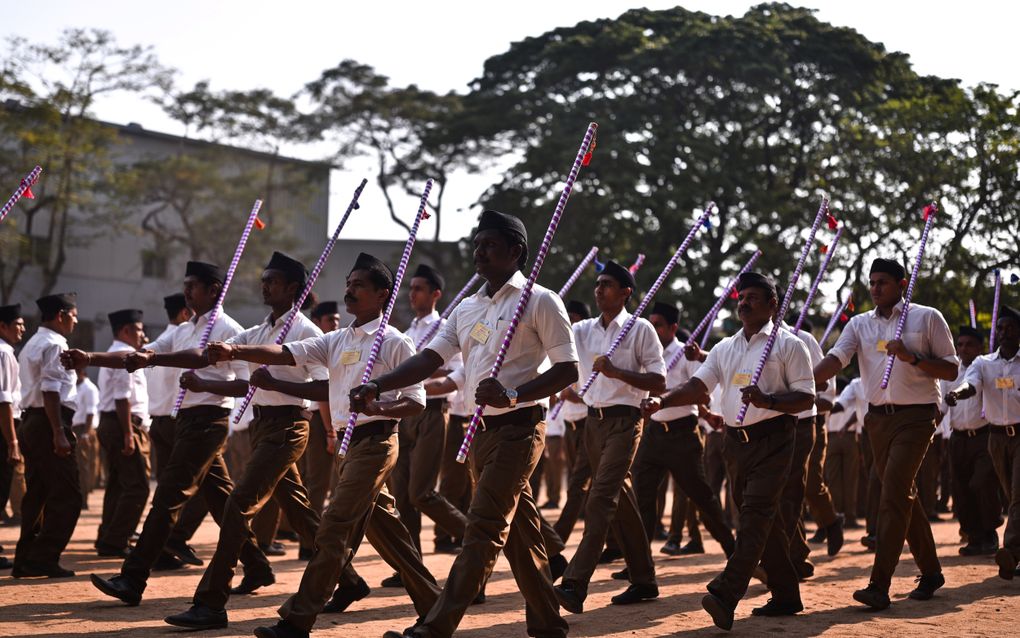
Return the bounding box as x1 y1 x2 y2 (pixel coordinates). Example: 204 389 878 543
106 369 132 401
693 347 723 392
389 337 425 406
533 292 577 364
928 310 960 365
636 321 666 376
963 357 984 388
427 306 461 364
827 317 860 368
40 343 68 394
785 339 817 395
145 324 178 355
286 334 331 370
0 351 15 404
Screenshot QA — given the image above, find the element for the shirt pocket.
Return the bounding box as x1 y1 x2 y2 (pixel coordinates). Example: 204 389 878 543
901 331 924 356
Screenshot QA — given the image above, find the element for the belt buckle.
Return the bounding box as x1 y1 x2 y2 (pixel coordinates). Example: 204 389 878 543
1008 425 1016 438
479 416 487 432
883 404 895 416
663 421 670 433
737 428 750 443
596 407 605 420
966 429 976 437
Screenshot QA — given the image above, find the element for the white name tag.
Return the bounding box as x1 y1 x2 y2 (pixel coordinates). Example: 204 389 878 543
470 321 492 345
876 340 889 353
340 350 361 365
995 377 1015 390
731 372 752 387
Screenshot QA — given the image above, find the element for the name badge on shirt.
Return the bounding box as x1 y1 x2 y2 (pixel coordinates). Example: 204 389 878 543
876 340 889 353
340 350 361 365
996 377 1015 390
731 372 752 387
470 321 492 345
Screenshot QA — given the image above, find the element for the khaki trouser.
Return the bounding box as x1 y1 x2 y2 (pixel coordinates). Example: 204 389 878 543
543 434 564 506
300 411 337 514
72 424 93 507
950 429 1001 539
435 414 473 545
121 406 268 590
15 408 81 567
96 413 151 551
864 404 941 588
917 435 944 518
780 418 815 569
553 419 589 542
151 414 209 548
418 408 567 638
195 408 321 610
562 411 656 595
393 402 468 552
826 430 860 521
804 416 839 527
989 428 1020 559
709 415 800 609
278 426 439 631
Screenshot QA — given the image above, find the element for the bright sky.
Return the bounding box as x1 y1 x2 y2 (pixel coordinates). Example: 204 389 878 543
4 0 1017 241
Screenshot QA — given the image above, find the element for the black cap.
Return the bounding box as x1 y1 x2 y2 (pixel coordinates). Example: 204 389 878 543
0 303 21 324
998 305 1020 327
650 301 679 325
351 252 394 290
36 292 77 316
186 261 225 284
870 258 906 281
736 272 777 298
477 209 528 248
566 300 591 319
109 309 144 332
163 293 187 316
311 301 339 318
957 325 984 341
599 260 636 291
413 264 445 291
265 251 308 283
677 328 692 343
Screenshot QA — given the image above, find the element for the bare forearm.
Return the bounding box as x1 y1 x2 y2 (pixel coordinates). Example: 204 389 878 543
115 398 132 437
189 379 250 398
43 392 64 434
661 378 710 409
375 350 445 393
152 348 210 369
375 397 425 419
515 361 578 403
773 391 815 414
918 357 958 381
86 351 133 368
233 344 295 366
0 403 15 445
952 383 977 401
610 370 666 394
816 397 834 413
264 379 329 402
425 377 457 396
813 354 844 386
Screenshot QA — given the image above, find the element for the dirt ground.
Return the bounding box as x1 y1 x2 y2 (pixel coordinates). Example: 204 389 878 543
1 489 1016 637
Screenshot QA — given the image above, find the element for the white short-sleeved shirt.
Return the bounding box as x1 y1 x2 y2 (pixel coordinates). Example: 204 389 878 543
286 315 424 430
427 271 578 417
828 378 862 433
783 322 824 419
572 309 665 409
73 378 100 427
828 301 959 407
146 324 184 417
146 310 249 410
19 326 77 411
964 349 1020 426
940 362 986 431
654 339 699 422
99 340 150 425
693 320 815 427
0 340 22 419
408 311 463 402
228 311 328 408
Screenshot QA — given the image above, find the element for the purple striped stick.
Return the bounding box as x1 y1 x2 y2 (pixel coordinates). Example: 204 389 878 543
880 202 938 389
667 250 762 372
456 122 598 463
233 179 368 422
558 246 599 297
736 199 829 424
338 180 434 457
792 226 844 333
557 204 713 418
699 307 718 349
171 199 263 417
0 166 42 224
968 299 978 330
415 273 483 351
989 270 1002 353
819 293 852 348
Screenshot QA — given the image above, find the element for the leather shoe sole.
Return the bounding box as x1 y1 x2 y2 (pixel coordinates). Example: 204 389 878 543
701 593 733 631
90 574 141 606
996 548 1016 581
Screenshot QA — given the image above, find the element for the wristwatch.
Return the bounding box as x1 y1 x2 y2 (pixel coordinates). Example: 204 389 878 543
505 387 519 409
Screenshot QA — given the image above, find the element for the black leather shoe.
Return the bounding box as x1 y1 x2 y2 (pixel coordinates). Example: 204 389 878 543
679 540 705 555
434 538 461 554
165 540 204 566
826 514 845 556
553 582 584 614
860 534 876 550
164 604 228 629
611 567 629 581
751 598 803 616
259 542 287 557
153 551 185 571
0 556 11 570
654 524 669 541
96 544 129 558
382 630 418 638
660 540 681 556
853 582 890 610
996 548 1017 580
540 501 560 510
907 572 945 600
598 547 623 564
809 526 827 544
795 560 815 581
90 574 142 605
549 553 567 582
472 588 486 605
322 577 370 613
253 620 310 638
298 547 313 561
701 593 734 631
381 572 403 588
611 583 658 605
13 562 75 579
230 570 275 595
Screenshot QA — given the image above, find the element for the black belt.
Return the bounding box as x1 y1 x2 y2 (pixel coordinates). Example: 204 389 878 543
478 405 545 431
349 419 398 444
425 398 449 410
868 402 935 415
952 424 990 438
652 415 698 433
252 404 303 420
23 406 75 423
797 417 816 429
990 424 1020 438
587 405 642 420
99 411 144 425
565 418 585 431
176 405 231 419
726 415 794 443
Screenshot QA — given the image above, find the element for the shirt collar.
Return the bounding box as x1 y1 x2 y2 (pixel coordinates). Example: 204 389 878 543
482 271 527 302
350 315 383 337
599 308 630 330
739 319 775 344
38 325 67 345
996 347 1020 362
411 310 440 328
872 300 905 321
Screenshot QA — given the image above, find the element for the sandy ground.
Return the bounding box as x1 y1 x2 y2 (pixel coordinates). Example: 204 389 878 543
1 489 1016 637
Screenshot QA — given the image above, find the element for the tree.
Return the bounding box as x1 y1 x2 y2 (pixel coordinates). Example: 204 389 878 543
0 28 172 301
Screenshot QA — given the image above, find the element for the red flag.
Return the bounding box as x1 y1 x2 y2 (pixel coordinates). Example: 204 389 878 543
923 204 935 220
826 213 838 230
839 313 848 322
729 288 739 300
254 217 266 230
582 135 597 167
23 186 35 200
819 244 829 254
